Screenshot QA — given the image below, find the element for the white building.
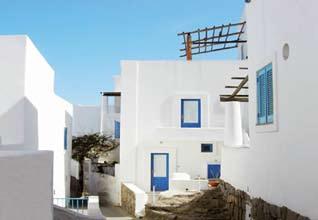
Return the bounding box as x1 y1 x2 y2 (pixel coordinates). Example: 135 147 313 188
117 60 247 192
221 0 318 219
72 75 121 138
0 35 73 199
73 104 101 137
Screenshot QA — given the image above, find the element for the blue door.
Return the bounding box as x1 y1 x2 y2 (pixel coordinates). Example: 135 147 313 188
207 164 221 179
151 153 169 191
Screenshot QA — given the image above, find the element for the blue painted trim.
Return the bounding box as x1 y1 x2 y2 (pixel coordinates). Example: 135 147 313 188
181 99 201 128
207 164 221 179
64 127 68 150
114 120 120 138
256 63 274 125
151 153 169 191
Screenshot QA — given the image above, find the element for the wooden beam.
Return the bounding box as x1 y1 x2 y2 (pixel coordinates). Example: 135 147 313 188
229 76 248 99
181 31 245 45
231 77 246 80
101 92 121 96
177 21 246 36
192 40 247 45
220 97 248 102
220 94 248 97
220 75 249 102
225 86 248 89
180 45 238 57
186 33 192 61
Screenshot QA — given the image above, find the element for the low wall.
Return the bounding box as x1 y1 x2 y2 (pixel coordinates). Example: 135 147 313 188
170 179 209 192
89 172 120 205
145 181 309 220
87 196 105 219
71 159 80 179
0 151 53 220
53 205 104 220
121 183 148 217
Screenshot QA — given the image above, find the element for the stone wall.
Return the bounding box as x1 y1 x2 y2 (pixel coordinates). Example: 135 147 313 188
121 183 136 216
221 181 310 220
220 181 250 220
250 198 310 220
145 181 310 220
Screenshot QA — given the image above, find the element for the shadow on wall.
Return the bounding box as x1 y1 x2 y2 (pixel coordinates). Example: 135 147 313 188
212 100 225 127
160 96 174 127
0 97 38 149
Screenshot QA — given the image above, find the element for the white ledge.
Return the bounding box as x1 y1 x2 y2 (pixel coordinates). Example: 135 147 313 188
223 144 251 149
155 127 224 142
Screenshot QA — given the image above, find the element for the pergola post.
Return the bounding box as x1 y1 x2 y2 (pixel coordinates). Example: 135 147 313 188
186 33 192 61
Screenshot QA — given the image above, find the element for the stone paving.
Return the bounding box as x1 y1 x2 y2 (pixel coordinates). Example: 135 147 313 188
100 203 134 220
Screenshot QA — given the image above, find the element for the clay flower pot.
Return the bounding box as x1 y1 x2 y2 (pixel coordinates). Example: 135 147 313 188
208 179 220 188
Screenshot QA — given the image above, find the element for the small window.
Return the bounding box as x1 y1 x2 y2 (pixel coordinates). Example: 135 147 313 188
181 99 201 128
64 127 68 150
114 120 120 139
201 143 213 153
256 63 273 125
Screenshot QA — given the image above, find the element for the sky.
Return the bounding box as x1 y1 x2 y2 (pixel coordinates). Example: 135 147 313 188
0 0 244 105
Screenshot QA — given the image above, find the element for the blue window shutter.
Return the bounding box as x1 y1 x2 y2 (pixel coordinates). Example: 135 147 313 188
114 121 120 138
64 127 68 150
257 69 267 124
266 64 274 123
256 63 274 125
257 75 261 124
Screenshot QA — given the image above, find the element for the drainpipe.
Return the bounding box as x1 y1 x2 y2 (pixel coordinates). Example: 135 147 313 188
224 102 243 146
100 94 108 135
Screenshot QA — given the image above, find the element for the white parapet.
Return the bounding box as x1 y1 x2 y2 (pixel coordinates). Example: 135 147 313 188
0 151 53 220
87 196 105 219
170 172 208 192
122 183 148 217
224 102 243 147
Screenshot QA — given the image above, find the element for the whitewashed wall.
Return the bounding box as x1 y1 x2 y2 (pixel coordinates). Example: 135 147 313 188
0 35 73 199
73 105 101 137
0 36 27 146
119 61 245 192
0 151 53 220
221 1 318 219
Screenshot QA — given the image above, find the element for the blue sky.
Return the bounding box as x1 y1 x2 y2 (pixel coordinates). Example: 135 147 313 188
0 0 244 105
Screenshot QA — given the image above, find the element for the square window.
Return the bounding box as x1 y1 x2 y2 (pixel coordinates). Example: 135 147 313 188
181 99 201 128
201 143 213 153
256 63 273 125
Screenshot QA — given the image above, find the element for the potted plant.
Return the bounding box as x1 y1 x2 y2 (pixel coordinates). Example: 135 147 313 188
208 170 220 187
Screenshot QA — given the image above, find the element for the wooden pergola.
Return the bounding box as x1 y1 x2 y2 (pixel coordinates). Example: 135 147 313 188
100 92 121 97
178 21 247 60
220 67 249 102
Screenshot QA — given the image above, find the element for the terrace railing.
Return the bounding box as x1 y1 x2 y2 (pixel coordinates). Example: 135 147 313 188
53 197 88 215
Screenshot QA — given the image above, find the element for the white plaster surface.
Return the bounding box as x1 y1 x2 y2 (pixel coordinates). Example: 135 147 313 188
119 60 246 192
73 105 101 136
221 1 318 218
123 183 148 216
0 35 73 199
0 151 53 220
